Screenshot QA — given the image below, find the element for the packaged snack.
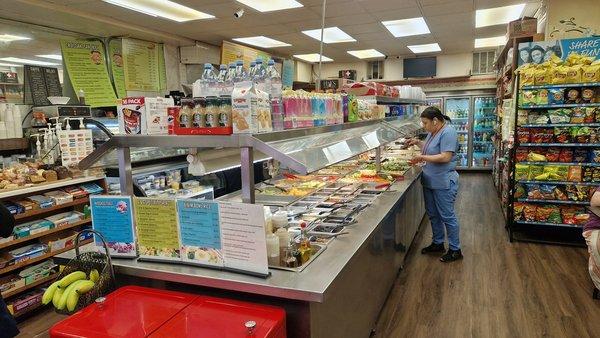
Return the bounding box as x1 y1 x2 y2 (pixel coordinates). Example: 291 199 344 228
574 149 590 162
517 128 530 143
593 108 600 123
523 204 537 221
567 166 582 182
522 90 537 106
553 186 569 200
527 152 547 162
561 206 578 224
231 81 260 133
520 68 536 87
581 87 596 103
566 53 594 66
537 165 568 181
554 127 571 143
540 184 556 199
592 150 600 163
535 205 554 222
546 148 561 162
583 166 594 182
515 164 530 180
530 128 544 143
583 107 596 123
547 205 562 224
548 89 565 105
574 211 590 225
582 63 600 83
528 165 544 180
513 202 525 221
528 112 549 124
516 148 529 162
591 127 600 143
573 126 591 143
526 184 543 199
536 89 549 105
558 148 574 162
593 167 600 182
565 184 589 201
514 183 526 199
551 66 568 84
534 68 550 86
565 65 582 84
570 108 585 123
565 88 581 104
517 110 529 126
548 109 570 123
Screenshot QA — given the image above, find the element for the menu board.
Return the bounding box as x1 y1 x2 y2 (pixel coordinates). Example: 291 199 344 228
158 44 167 91
177 200 223 267
109 39 126 99
60 39 118 107
122 38 160 92
221 41 271 68
90 196 137 257
24 65 50 106
134 198 180 261
219 201 268 276
0 71 18 83
43 67 62 97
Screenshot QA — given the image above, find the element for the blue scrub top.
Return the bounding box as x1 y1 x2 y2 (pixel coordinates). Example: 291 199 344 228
421 124 459 190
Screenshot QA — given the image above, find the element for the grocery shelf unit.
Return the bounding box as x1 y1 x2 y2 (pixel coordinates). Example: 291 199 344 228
0 175 104 317
506 76 598 246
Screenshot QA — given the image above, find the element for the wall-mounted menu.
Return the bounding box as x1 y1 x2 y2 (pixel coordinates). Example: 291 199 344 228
43 67 62 97
221 41 271 67
24 65 50 106
134 198 180 261
90 196 137 257
122 38 161 92
109 39 126 99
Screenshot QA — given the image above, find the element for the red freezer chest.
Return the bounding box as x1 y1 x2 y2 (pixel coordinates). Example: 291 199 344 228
149 296 286 338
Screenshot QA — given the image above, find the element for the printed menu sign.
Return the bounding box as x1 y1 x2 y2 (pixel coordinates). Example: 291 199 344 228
218 201 268 276
24 65 50 106
60 39 118 107
90 196 136 257
177 200 223 266
109 39 126 98
158 44 167 91
221 41 271 68
122 38 160 92
134 198 180 261
43 67 62 97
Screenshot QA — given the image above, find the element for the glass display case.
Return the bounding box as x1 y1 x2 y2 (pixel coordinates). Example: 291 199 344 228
471 97 496 168
444 97 470 167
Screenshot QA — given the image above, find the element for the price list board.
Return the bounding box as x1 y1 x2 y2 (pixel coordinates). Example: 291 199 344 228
177 200 223 267
134 198 180 262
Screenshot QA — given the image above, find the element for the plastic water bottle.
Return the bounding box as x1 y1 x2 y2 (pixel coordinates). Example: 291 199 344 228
267 59 283 130
224 62 236 94
234 60 246 83
247 61 257 82
253 58 268 92
195 63 217 97
216 64 228 96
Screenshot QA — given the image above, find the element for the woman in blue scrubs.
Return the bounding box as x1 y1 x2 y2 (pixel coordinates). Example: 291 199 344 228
407 107 462 262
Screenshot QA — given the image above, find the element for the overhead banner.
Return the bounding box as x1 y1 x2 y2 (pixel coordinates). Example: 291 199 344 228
109 39 126 98
60 39 118 107
122 38 161 92
221 41 271 67
517 36 600 66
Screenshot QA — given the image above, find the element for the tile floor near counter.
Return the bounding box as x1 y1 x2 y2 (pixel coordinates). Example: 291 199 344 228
15 173 600 338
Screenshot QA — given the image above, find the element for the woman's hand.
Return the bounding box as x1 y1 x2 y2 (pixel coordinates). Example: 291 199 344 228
404 137 422 149
410 154 426 165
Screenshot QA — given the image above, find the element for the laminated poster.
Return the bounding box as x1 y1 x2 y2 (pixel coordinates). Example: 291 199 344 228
109 39 126 99
176 200 223 267
218 201 268 276
134 198 180 261
60 39 118 107
122 38 160 92
90 196 136 257
221 41 271 69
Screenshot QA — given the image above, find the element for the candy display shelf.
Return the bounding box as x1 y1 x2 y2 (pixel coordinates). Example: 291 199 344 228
0 219 91 250
2 273 58 299
514 220 582 228
517 180 600 186
14 198 90 220
516 198 589 205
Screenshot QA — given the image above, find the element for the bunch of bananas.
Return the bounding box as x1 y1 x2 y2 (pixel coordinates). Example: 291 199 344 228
42 269 99 312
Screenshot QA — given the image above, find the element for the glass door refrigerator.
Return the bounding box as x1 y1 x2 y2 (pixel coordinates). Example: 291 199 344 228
443 97 470 168
471 96 496 169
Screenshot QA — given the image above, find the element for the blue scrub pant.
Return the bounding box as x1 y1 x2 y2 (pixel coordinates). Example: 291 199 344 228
423 180 460 251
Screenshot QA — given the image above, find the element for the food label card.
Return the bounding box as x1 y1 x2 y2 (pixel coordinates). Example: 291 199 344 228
177 199 223 267
134 198 180 261
90 196 137 257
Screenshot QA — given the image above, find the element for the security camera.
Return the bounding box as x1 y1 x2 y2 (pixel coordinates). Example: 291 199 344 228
234 8 244 18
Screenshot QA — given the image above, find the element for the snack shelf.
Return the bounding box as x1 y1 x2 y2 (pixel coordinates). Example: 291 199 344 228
13 299 45 318
2 273 58 299
0 239 92 275
519 143 600 147
0 219 91 250
516 198 589 205
519 161 600 167
520 123 600 128
13 198 90 220
0 175 105 200
520 103 600 109
522 82 600 90
517 180 600 186
514 220 582 228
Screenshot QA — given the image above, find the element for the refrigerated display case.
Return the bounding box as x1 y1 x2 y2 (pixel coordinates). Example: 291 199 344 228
426 98 443 109
444 97 470 168
471 96 496 168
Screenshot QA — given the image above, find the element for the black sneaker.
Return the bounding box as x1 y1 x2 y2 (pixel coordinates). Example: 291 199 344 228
421 243 445 254
440 249 463 262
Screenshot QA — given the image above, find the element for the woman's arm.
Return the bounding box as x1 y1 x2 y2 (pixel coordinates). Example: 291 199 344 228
406 137 424 149
591 190 600 207
413 152 454 164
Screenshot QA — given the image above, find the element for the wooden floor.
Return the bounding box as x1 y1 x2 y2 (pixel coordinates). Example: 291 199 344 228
375 173 600 338
15 173 600 337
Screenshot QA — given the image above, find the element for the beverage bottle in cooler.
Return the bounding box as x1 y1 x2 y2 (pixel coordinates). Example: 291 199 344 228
216 64 228 96
253 58 268 93
267 59 284 130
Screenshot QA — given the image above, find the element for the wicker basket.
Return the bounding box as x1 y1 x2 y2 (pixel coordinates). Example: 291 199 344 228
54 229 116 314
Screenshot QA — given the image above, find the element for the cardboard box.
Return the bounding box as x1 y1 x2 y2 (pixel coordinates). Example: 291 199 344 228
507 17 537 39
118 97 174 135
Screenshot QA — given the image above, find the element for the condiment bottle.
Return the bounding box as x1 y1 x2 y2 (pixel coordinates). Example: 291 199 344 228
284 239 299 268
272 210 288 231
298 222 312 264
275 227 290 258
266 233 280 266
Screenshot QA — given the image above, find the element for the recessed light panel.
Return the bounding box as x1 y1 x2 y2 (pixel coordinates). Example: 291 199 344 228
102 0 214 22
347 49 385 59
476 4 525 28
236 0 303 12
475 36 507 48
302 27 356 44
0 34 31 42
0 57 59 66
293 53 333 63
407 43 441 54
381 17 430 38
0 63 20 67
232 36 291 48
36 54 63 60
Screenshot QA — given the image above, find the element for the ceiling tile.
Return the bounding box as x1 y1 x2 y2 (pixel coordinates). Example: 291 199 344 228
307 2 368 18
421 1 474 16
340 23 385 35
368 8 424 21
357 0 417 12
326 14 377 26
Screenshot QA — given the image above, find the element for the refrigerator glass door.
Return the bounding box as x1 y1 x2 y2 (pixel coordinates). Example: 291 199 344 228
426 98 443 109
444 97 470 168
471 96 496 168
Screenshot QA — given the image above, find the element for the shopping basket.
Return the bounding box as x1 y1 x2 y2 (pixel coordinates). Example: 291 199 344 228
54 229 116 314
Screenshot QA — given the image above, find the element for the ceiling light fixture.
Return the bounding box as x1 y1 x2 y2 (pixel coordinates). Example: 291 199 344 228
36 54 63 60
474 36 507 48
232 36 291 48
476 4 525 28
381 17 430 38
293 53 333 63
236 0 303 12
302 27 356 44
0 34 31 42
347 49 385 59
0 62 21 67
102 0 214 22
407 43 441 54
0 57 59 66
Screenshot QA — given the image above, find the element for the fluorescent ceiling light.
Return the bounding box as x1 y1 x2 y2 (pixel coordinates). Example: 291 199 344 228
236 0 303 12
102 0 214 22
475 36 507 48
302 27 356 44
407 43 441 54
347 49 385 59
382 17 430 38
0 57 59 66
36 54 62 60
0 34 31 42
0 63 20 67
476 4 525 28
232 36 291 48
293 53 333 63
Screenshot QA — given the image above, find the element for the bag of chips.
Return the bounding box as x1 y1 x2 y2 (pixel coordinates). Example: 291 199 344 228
593 167 600 182
536 205 554 222
527 152 547 162
517 110 529 126
566 52 594 66
546 147 561 162
566 184 589 201
574 149 590 162
581 87 596 103
553 185 569 200
565 65 583 84
517 128 530 143
551 65 569 84
540 184 556 199
534 68 550 86
514 183 526 199
583 166 594 182
548 89 565 105
546 205 562 224
584 107 596 122
570 107 585 123
541 128 554 143
536 89 549 105
516 148 529 162
515 164 530 180
523 204 537 221
572 126 591 143
554 127 571 143
582 62 600 83
574 211 590 225
528 112 549 124
513 202 526 221
527 184 543 199
558 148 574 162
561 206 578 224
548 109 570 123
520 68 536 87
528 165 544 180
567 166 582 182
539 165 568 181
592 150 600 163
522 90 537 106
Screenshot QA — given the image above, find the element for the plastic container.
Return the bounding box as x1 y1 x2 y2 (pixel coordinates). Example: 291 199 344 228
272 210 288 230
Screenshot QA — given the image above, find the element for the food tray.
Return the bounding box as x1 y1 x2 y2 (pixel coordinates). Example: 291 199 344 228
268 244 326 273
255 194 300 206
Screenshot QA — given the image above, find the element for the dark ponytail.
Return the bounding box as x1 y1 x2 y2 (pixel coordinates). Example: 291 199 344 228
420 106 451 123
